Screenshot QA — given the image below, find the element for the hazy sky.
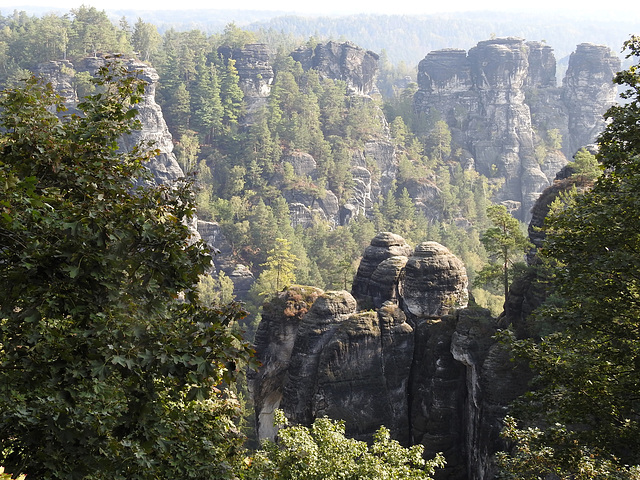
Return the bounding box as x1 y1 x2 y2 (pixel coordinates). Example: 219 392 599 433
0 0 634 19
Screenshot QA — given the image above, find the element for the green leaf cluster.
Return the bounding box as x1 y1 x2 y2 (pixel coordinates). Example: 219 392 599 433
242 411 445 480
0 61 254 479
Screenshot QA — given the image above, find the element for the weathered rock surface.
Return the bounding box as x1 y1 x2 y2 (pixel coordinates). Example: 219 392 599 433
218 43 274 121
222 41 392 228
562 43 620 156
250 285 323 440
252 232 521 479
34 59 76 102
414 38 619 222
351 232 413 309
37 56 184 185
291 41 379 95
403 242 469 317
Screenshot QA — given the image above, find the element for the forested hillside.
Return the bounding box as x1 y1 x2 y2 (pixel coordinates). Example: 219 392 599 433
0 6 616 323
2 5 640 480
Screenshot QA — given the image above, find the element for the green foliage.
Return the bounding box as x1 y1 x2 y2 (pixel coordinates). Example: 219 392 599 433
198 271 235 306
131 18 162 62
427 120 452 162
243 411 445 480
220 58 244 128
568 147 602 180
498 36 640 477
174 130 201 173
0 62 253 479
474 204 531 301
0 468 25 480
68 6 128 59
253 237 299 296
496 416 640 480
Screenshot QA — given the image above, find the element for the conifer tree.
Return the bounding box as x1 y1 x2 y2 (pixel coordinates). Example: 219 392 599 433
475 204 531 302
131 18 161 62
191 54 223 143
220 58 244 128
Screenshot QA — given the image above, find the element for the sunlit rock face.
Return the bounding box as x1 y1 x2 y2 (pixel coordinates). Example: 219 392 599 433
563 43 621 156
413 37 619 222
36 56 184 185
351 232 413 310
402 241 469 318
252 232 524 479
291 40 379 95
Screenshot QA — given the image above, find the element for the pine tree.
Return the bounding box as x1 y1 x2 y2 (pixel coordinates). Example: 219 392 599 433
475 204 531 302
166 82 191 137
255 238 299 294
220 58 244 129
131 18 161 62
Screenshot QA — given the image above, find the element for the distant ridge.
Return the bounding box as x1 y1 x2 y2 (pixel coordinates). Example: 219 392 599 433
1 7 635 65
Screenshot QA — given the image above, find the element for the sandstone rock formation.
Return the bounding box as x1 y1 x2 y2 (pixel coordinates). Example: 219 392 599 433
413 38 619 222
217 43 274 121
36 56 184 185
251 233 522 480
562 43 621 156
291 41 379 95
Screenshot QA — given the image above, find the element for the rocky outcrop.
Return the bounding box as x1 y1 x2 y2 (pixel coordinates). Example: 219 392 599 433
562 43 620 156
36 56 184 185
291 41 379 95
217 43 274 121
251 285 323 440
414 38 619 222
34 59 76 102
212 40 386 227
402 242 469 318
351 232 413 309
252 232 521 479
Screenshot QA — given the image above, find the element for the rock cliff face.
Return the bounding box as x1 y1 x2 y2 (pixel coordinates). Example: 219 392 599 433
562 43 621 156
413 38 619 221
251 232 524 480
218 43 274 121
36 56 184 185
291 41 379 95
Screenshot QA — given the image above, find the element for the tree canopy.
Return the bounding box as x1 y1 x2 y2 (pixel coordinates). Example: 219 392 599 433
0 60 254 479
243 411 445 480
498 35 640 479
475 204 531 302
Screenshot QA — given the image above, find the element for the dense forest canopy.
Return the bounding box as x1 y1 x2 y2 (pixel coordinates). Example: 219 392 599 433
1 5 639 479
0 4 614 335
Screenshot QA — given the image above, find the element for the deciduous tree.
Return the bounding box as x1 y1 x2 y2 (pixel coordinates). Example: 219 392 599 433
243 411 445 480
498 36 640 478
0 61 253 479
